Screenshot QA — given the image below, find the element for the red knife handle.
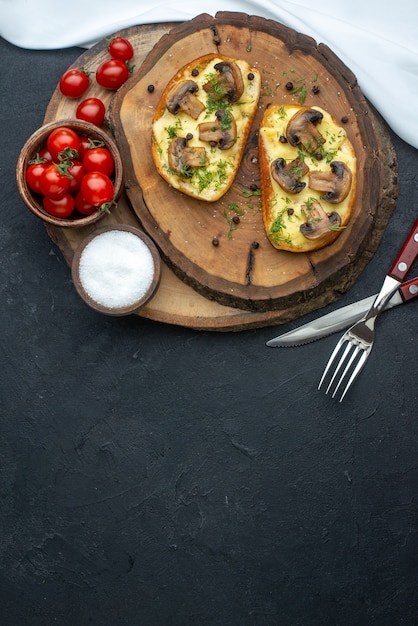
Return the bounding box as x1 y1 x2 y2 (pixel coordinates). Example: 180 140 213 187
399 276 418 303
388 218 418 281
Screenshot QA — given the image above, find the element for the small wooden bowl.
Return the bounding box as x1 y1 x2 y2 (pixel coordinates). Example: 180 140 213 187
16 119 124 228
71 225 161 316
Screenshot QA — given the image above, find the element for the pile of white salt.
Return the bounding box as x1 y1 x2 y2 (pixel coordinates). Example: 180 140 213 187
78 230 155 309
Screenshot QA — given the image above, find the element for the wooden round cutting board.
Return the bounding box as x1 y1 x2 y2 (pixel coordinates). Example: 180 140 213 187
43 12 398 331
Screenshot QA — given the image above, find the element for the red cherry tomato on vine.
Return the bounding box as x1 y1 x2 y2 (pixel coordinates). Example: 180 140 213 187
43 193 75 218
39 146 53 163
76 97 106 126
26 158 48 193
81 171 114 207
96 59 130 90
47 127 81 161
83 147 114 176
77 136 93 158
67 159 86 193
74 190 98 216
59 68 91 99
39 164 71 199
107 37 134 61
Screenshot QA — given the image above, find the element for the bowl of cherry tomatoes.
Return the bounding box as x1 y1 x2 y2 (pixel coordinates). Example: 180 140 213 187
16 119 124 228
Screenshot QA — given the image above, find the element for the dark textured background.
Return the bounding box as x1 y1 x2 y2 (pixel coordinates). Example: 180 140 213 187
1 34 417 626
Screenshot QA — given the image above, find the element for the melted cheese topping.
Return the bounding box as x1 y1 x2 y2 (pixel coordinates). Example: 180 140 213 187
259 104 357 252
152 55 261 202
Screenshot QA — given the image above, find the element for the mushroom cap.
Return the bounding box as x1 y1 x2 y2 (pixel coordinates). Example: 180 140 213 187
299 200 341 241
286 107 325 153
168 136 189 174
271 157 309 194
198 110 237 150
165 80 205 119
204 60 244 103
168 136 209 175
308 160 352 203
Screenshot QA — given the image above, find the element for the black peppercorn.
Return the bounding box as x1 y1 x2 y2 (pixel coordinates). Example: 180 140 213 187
232 216 240 224
251 241 260 249
212 238 219 247
279 135 288 143
287 208 294 216
312 85 320 94
191 68 199 76
247 72 254 80
186 133 193 141
341 115 349 123
315 153 323 161
147 84 155 93
285 81 294 91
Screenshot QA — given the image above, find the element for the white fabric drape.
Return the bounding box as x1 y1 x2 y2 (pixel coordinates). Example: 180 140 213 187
2 0 418 149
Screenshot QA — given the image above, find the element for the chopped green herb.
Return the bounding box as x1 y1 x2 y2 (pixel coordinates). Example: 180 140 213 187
269 213 293 245
193 168 214 193
275 105 287 120
223 209 238 239
238 186 261 198
291 83 307 104
165 120 183 139
227 200 245 215
179 165 193 178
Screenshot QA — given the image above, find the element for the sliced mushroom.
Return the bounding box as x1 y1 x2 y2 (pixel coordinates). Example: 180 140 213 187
198 110 237 150
299 200 341 242
286 107 325 153
166 80 205 119
308 161 352 203
203 60 244 103
271 157 309 194
168 136 209 176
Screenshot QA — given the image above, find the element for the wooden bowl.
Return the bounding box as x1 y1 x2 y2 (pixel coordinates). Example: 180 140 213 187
71 225 161 316
16 119 124 228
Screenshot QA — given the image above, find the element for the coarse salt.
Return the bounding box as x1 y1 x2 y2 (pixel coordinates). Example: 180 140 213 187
78 230 155 308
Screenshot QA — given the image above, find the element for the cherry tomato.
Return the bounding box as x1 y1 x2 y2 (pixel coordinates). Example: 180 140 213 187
43 193 75 218
39 163 71 199
96 59 130 90
83 147 114 176
78 136 93 158
107 37 134 61
26 157 48 193
59 67 91 99
81 171 114 206
74 190 98 215
47 127 81 161
76 97 106 127
67 159 86 193
39 146 53 163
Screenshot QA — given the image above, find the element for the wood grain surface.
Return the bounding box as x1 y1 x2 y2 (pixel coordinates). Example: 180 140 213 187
43 12 398 331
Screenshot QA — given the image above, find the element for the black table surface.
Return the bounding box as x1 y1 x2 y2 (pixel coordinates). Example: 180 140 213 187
1 34 417 626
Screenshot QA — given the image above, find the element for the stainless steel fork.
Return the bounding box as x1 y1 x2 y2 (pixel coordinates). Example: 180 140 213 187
318 218 418 402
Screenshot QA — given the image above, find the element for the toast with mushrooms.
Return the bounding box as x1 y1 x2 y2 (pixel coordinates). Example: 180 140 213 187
259 104 357 252
151 54 261 202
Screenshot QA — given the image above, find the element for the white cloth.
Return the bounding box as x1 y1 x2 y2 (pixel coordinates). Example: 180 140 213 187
2 0 418 149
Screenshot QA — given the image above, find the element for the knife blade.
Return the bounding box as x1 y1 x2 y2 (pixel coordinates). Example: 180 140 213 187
266 276 418 347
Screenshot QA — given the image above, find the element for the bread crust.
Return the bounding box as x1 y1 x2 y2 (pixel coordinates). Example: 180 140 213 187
151 54 261 202
259 104 357 252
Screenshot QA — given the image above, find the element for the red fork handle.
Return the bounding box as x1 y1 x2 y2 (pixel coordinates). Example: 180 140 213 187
399 275 418 303
388 218 418 282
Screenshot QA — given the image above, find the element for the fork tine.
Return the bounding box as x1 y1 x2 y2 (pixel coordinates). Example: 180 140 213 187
338 349 369 402
324 341 353 394
331 344 362 397
317 336 348 390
